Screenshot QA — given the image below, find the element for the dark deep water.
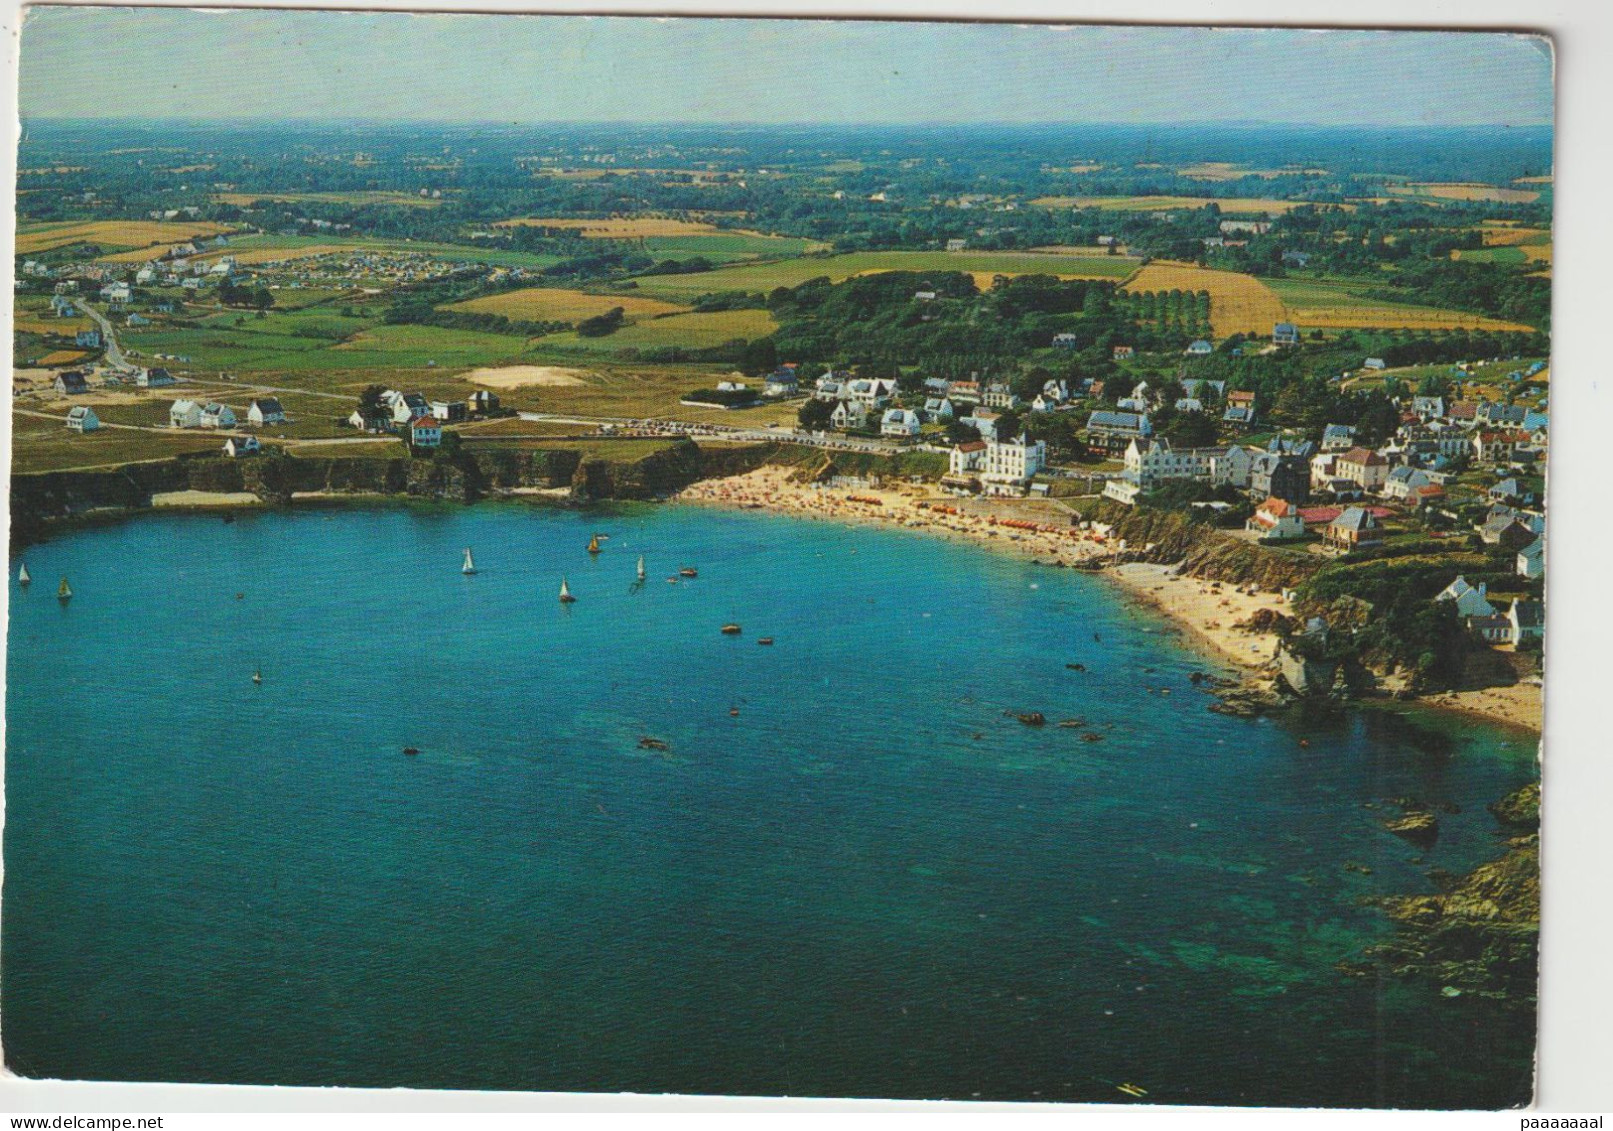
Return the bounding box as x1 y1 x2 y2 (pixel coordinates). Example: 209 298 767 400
3 503 1539 1106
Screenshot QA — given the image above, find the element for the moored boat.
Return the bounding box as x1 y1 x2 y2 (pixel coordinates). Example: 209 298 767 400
758 637 774 646
252 667 263 685
587 534 602 555
721 623 742 635
680 566 698 578
636 555 646 581
57 577 72 603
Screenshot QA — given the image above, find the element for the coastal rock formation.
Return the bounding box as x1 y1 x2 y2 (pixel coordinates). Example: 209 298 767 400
1353 835 1540 1001
1383 810 1441 849
1207 683 1287 717
1488 782 1541 829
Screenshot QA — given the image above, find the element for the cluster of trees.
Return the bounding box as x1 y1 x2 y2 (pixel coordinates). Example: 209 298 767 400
575 307 627 337
1119 288 1212 340
216 280 274 309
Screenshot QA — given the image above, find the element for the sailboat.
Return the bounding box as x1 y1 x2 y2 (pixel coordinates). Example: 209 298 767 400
57 577 72 604
252 667 263 685
18 563 30 587
587 534 602 555
636 555 646 582
559 577 577 604
462 547 477 575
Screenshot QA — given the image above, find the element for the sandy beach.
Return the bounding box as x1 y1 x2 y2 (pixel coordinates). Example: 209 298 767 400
677 465 1114 567
680 467 1543 735
150 489 262 508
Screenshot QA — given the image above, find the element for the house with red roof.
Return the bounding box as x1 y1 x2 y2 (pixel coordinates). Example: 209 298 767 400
409 415 443 449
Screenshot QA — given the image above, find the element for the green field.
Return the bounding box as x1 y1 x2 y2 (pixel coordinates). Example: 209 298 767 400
538 309 778 353
1449 247 1529 265
625 249 1142 301
637 232 825 263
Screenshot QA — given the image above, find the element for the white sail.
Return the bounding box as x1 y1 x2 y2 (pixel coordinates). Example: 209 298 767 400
559 577 573 601
18 563 30 585
462 547 476 575
636 555 646 580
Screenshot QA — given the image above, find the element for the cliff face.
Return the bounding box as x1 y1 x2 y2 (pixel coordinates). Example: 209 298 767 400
1100 506 1323 591
9 439 744 546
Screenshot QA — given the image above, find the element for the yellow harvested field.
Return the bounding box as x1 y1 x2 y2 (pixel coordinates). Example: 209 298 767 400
493 217 725 238
1178 163 1330 181
13 313 91 334
444 287 687 322
16 219 237 255
36 350 90 366
1389 183 1541 204
1281 306 1534 333
1032 195 1325 214
1480 227 1551 247
1122 262 1287 337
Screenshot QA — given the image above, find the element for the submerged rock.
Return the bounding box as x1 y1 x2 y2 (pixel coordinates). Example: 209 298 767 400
1384 811 1440 849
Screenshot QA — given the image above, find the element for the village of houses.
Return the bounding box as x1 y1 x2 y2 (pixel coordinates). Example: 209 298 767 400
19 231 1547 660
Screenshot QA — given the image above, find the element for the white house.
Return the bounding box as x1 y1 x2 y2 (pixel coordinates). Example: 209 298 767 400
1507 599 1544 646
948 440 988 477
880 408 921 438
65 405 99 433
831 400 869 430
923 397 955 422
137 367 176 388
1517 537 1545 580
981 382 1021 410
1320 424 1356 452
763 367 800 398
170 399 202 428
247 398 286 427
1247 496 1306 541
981 434 1046 495
842 378 897 409
199 402 237 429
223 435 261 458
386 391 431 424
1436 576 1496 619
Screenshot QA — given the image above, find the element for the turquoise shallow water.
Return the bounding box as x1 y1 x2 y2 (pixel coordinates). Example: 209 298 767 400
4 502 1538 1105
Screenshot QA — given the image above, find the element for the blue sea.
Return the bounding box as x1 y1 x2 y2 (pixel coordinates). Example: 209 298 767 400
3 502 1539 1106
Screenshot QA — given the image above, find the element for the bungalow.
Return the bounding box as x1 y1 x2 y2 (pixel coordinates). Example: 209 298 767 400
223 435 261 458
99 282 132 305
54 371 90 395
134 264 158 285
1517 536 1545 580
1247 496 1306 541
1032 394 1062 414
387 392 431 424
1174 398 1204 414
1507 599 1545 647
247 398 286 427
1185 339 1214 356
1335 447 1391 492
1477 402 1528 427
1436 576 1496 618
1488 477 1529 505
1363 357 1387 371
1468 614 1513 645
468 390 500 415
1273 321 1300 346
409 416 443 448
1323 506 1383 552
65 405 99 433
1223 402 1257 429
1050 333 1080 351
349 409 391 433
948 380 983 404
1381 466 1439 502
923 397 955 421
75 329 102 349
880 408 922 438
763 366 800 398
136 367 175 388
1320 424 1356 452
843 378 896 409
170 399 202 428
1109 343 1134 359
813 380 845 403
1085 410 1151 454
199 402 237 429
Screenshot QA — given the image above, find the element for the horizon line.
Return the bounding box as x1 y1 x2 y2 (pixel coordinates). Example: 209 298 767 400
19 116 1555 131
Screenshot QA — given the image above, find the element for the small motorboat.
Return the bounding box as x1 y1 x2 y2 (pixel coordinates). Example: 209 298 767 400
721 624 742 635
679 567 698 578
403 747 420 756
757 637 774 646
729 707 740 717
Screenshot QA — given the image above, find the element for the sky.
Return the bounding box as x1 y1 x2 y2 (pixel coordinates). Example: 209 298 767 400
18 8 1553 128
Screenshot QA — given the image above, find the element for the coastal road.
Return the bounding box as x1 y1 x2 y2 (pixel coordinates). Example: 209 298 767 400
514 411 919 455
77 301 127 369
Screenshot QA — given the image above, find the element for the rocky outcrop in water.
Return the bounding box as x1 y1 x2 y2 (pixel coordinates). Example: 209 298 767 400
1488 782 1540 829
